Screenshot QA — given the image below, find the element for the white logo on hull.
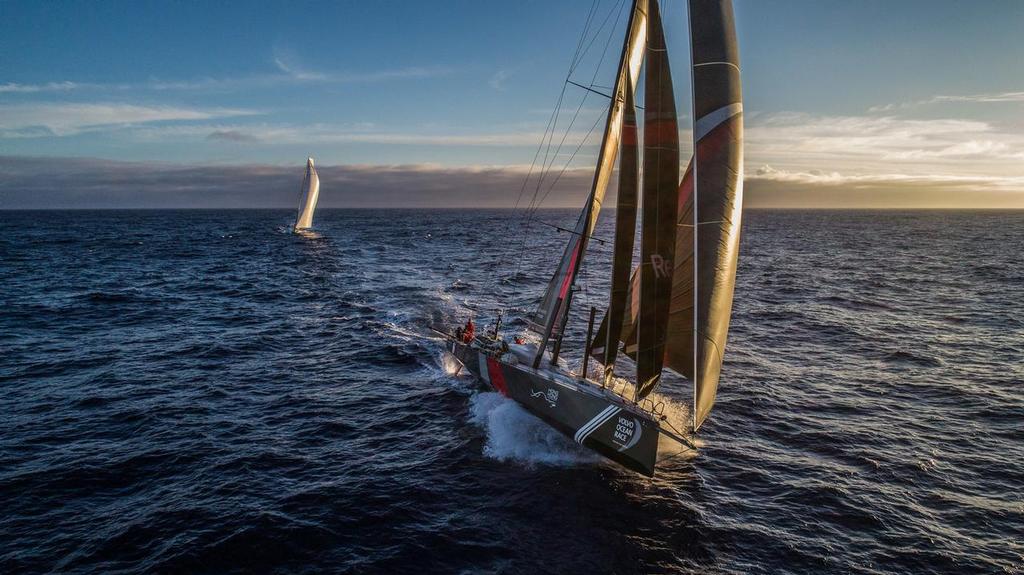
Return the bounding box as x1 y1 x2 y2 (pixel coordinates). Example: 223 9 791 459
530 388 559 407
612 416 643 452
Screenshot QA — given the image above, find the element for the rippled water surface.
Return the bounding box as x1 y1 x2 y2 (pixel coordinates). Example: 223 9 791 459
1 209 1022 574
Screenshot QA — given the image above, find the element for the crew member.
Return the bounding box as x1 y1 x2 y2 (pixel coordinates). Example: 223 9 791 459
462 318 475 343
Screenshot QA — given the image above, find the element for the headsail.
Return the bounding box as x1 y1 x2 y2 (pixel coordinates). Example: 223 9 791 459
686 0 744 430
530 0 649 364
294 157 321 230
592 69 639 382
634 0 679 399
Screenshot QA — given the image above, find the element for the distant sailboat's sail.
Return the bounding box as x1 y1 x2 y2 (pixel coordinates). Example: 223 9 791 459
634 0 679 399
294 157 320 230
591 69 639 382
530 0 649 362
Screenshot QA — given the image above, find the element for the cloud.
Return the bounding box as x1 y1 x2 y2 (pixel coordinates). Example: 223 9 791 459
490 70 512 91
132 122 594 147
3 154 1021 210
0 81 80 93
869 90 1024 112
206 129 259 142
745 112 1024 175
751 164 1024 190
0 62 452 98
0 156 594 209
271 47 328 81
0 103 260 137
271 45 451 84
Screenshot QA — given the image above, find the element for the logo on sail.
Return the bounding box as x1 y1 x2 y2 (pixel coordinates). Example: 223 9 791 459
612 416 643 451
530 388 559 408
650 254 671 278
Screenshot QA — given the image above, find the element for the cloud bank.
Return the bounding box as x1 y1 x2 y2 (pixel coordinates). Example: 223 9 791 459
0 156 594 209
2 155 1022 210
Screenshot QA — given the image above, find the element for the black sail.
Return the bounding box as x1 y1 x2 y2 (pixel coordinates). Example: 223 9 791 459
635 0 679 400
686 0 744 430
587 1 743 432
591 70 640 382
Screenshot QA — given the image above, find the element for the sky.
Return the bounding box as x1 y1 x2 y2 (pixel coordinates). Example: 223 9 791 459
1 0 1023 208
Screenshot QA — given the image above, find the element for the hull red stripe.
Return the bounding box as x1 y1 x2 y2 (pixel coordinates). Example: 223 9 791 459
486 357 509 396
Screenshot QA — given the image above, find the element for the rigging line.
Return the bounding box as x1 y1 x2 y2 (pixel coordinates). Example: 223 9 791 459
567 79 613 100
527 0 626 219
531 110 606 212
568 0 602 76
491 0 599 280
570 0 627 77
567 79 646 109
499 3 606 293
534 0 615 199
507 0 626 312
509 0 595 220
531 0 625 205
532 220 609 245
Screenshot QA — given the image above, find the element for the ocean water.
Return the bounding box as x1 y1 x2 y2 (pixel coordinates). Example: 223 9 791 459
1 208 1021 574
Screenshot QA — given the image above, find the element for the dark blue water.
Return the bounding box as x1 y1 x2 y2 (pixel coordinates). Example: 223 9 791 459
1 209 1021 574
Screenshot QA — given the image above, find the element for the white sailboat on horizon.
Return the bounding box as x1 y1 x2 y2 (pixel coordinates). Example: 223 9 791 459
293 157 320 232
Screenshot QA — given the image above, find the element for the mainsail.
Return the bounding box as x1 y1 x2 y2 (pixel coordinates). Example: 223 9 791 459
294 157 321 230
591 0 743 431
634 0 679 399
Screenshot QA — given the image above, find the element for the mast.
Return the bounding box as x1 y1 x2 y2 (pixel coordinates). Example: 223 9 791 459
634 0 679 400
530 0 649 368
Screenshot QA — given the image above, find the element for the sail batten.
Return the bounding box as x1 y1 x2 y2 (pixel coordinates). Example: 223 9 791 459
294 157 320 230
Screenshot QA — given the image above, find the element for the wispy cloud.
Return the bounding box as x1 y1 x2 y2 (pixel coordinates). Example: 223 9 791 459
0 103 260 137
270 44 452 84
128 122 596 148
746 112 1024 171
745 165 1024 209
490 69 512 91
869 90 1024 112
0 81 81 94
750 164 1024 190
206 129 259 143
271 46 328 81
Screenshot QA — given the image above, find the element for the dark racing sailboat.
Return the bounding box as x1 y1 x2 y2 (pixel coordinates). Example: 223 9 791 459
445 0 744 476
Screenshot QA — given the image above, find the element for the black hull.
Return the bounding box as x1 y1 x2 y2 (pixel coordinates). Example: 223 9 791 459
450 340 660 476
